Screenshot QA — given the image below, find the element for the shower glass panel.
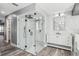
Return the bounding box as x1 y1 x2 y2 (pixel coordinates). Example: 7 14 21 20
18 17 26 50
35 14 45 54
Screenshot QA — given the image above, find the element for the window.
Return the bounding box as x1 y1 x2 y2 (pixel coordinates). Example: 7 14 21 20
0 25 4 32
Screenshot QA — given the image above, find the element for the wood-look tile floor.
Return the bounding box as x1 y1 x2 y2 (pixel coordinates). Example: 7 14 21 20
0 36 71 56
0 45 71 56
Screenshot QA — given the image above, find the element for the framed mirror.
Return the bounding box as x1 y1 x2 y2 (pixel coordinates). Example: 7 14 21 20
53 16 65 31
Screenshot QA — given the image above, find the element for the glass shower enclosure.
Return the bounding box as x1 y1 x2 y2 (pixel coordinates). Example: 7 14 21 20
10 12 46 55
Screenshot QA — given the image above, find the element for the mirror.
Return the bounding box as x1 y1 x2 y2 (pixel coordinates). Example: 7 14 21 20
53 16 65 31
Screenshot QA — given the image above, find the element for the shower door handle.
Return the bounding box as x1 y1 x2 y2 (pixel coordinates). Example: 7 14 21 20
23 26 26 38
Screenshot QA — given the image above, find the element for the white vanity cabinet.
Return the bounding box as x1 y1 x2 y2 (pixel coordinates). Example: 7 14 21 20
47 16 72 50
73 34 79 56
48 31 72 48
61 32 72 47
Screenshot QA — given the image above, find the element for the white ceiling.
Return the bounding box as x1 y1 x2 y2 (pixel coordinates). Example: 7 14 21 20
36 3 74 15
0 3 32 17
0 3 74 17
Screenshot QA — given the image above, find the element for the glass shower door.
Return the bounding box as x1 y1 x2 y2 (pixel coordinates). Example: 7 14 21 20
25 18 36 55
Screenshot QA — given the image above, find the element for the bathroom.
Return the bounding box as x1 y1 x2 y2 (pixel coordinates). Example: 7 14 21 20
0 3 79 56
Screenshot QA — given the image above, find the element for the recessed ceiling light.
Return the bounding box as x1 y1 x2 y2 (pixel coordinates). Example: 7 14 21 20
0 11 5 14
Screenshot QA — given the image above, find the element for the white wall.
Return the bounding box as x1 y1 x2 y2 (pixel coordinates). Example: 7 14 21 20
46 15 79 43
66 15 79 34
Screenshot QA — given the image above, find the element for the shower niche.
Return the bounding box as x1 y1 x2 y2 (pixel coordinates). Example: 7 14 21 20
11 11 46 55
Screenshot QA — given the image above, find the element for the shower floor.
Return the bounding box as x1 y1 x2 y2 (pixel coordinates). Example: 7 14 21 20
36 41 45 53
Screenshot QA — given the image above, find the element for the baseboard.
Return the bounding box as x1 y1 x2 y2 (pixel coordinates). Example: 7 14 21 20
47 43 71 51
